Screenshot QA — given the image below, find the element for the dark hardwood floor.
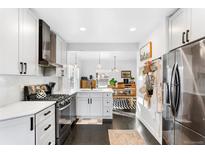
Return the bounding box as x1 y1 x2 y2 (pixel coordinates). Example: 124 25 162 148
64 114 159 145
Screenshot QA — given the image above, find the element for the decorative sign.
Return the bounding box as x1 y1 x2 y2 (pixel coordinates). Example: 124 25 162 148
140 41 152 61
121 70 131 78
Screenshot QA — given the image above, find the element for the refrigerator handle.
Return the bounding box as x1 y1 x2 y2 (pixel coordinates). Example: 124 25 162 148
175 65 181 114
164 82 170 106
170 63 177 116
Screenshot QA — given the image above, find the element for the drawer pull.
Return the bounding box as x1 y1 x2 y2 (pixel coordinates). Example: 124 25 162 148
44 111 51 116
44 124 51 131
48 142 52 145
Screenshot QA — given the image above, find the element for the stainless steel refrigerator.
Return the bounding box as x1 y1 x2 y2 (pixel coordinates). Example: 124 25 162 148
162 38 205 145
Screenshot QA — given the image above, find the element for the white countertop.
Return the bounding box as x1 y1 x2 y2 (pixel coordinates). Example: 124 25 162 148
53 90 77 96
0 101 56 122
78 88 114 93
54 88 113 95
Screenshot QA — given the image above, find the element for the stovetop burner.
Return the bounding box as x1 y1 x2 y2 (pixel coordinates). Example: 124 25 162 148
28 94 71 102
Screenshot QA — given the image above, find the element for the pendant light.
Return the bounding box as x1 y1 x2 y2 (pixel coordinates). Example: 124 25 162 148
112 56 119 72
96 52 102 70
73 52 79 68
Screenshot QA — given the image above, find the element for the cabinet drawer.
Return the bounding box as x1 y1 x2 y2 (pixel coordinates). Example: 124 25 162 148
36 128 55 145
36 105 55 124
77 92 90 98
103 106 113 116
90 92 102 98
103 98 113 107
103 92 113 98
36 113 55 145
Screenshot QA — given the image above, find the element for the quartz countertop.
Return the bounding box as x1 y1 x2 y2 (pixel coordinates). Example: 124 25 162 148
78 88 114 93
0 101 56 122
54 88 113 95
53 90 77 96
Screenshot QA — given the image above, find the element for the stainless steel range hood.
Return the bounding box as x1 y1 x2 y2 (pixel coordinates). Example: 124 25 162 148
39 19 63 68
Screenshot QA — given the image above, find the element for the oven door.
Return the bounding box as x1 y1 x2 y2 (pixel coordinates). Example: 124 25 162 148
56 103 72 145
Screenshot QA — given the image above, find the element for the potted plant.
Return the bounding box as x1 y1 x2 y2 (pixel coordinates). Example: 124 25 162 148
109 78 117 88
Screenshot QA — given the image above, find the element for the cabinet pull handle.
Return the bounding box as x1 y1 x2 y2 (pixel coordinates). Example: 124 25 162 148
88 98 89 104
20 62 23 74
44 111 51 116
61 70 64 76
24 63 27 74
44 124 51 131
30 117 33 131
186 30 190 42
48 142 52 145
90 98 92 104
182 32 186 44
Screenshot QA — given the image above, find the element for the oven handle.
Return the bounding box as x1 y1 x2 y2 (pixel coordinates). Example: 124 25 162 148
58 103 71 111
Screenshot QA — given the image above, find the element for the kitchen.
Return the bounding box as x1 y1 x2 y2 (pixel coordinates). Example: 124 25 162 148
0 5 205 148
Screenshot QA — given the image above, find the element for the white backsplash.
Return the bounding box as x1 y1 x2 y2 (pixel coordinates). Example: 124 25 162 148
0 75 60 107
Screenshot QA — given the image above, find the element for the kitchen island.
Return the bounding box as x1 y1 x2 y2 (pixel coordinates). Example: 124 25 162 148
76 88 113 119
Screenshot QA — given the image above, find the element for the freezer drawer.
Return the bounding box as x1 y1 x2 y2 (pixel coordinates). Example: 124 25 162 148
175 121 205 145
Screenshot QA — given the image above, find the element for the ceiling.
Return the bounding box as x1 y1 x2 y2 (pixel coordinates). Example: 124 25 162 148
33 8 174 43
77 51 137 60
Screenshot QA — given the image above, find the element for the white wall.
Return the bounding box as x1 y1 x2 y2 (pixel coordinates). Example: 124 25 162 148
136 17 168 144
79 58 137 82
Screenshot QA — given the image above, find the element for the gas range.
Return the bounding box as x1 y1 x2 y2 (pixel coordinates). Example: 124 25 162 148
27 94 71 107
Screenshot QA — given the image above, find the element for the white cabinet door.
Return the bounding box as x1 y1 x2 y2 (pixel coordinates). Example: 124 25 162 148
61 41 67 77
61 41 67 66
0 9 19 75
56 35 62 65
76 98 90 117
191 9 205 41
0 116 35 145
19 9 37 75
169 9 190 50
56 36 63 76
90 97 102 117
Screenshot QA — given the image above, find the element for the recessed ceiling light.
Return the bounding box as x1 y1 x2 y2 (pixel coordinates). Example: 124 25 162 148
129 27 136 32
80 27 87 32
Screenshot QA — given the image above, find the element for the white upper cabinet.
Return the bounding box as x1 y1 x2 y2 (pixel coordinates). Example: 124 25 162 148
56 35 62 65
19 9 38 75
61 41 67 66
56 35 66 77
169 9 191 50
169 8 205 50
0 9 19 75
0 9 38 75
191 9 205 41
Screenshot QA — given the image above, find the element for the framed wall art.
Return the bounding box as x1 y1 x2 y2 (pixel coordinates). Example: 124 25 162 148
121 70 131 78
140 41 152 61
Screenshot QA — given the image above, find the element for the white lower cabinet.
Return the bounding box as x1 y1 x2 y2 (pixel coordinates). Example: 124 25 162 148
76 97 90 117
90 97 102 117
36 105 55 145
76 92 113 119
0 116 35 145
0 105 55 145
102 93 113 119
